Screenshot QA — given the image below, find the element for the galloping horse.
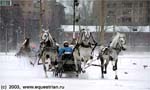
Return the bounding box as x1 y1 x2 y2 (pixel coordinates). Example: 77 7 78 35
15 37 31 56
38 29 58 78
73 29 97 73
97 32 127 79
15 37 35 65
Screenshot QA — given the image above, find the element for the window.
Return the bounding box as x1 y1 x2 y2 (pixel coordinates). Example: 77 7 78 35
123 9 132 15
0 0 11 6
147 1 150 7
34 3 40 8
123 2 132 8
22 3 24 6
140 2 143 7
107 2 116 8
6 1 10 5
28 3 31 7
122 16 132 23
148 8 150 14
108 10 114 15
13 4 19 6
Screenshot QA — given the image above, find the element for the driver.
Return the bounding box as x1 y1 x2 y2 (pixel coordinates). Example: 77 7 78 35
58 41 73 59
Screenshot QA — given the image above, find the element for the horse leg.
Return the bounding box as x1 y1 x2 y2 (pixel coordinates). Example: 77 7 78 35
43 64 48 78
103 58 109 74
32 53 38 66
100 58 104 79
29 60 34 66
110 56 118 80
112 59 118 80
46 54 52 70
74 57 79 74
114 70 118 80
81 58 86 73
113 59 118 71
42 54 48 78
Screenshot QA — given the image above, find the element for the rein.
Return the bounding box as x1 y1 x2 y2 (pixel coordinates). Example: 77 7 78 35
74 32 98 56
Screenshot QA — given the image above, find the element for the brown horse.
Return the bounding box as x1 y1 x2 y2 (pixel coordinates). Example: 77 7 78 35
15 37 31 57
15 37 35 66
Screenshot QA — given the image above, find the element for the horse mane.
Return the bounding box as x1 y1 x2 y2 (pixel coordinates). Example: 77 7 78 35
78 29 91 42
109 32 121 48
77 31 84 44
48 32 55 46
22 38 30 48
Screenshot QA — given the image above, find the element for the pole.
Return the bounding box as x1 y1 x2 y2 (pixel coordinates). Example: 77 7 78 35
73 0 76 39
113 15 116 36
73 0 79 39
39 0 43 35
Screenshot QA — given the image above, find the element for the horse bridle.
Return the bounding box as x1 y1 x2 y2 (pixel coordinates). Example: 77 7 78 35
112 36 126 52
41 32 49 42
76 31 98 55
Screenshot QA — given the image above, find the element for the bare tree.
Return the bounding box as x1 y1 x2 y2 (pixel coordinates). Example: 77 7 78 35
79 0 94 25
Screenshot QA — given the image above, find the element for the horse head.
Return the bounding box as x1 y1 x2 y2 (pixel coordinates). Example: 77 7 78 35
78 29 93 46
41 29 50 42
81 29 91 40
110 32 127 51
22 37 30 48
118 33 126 51
41 29 55 47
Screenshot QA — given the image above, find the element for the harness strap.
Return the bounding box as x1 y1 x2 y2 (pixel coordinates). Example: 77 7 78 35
90 32 98 55
80 42 91 48
73 43 80 56
112 43 122 52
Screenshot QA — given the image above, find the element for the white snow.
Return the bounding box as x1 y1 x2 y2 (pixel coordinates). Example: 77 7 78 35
0 52 150 90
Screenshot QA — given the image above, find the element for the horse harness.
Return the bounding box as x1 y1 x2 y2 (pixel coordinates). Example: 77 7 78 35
74 32 98 56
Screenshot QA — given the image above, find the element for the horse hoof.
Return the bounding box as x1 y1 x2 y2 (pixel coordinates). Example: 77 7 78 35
82 70 86 73
113 66 117 71
55 73 58 77
76 74 79 77
45 75 48 78
90 56 93 59
59 73 62 78
115 75 118 80
103 71 107 74
124 72 128 74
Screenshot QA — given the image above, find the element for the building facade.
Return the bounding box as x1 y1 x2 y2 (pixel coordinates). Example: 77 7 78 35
33 0 65 43
93 0 150 26
0 0 66 51
0 0 23 51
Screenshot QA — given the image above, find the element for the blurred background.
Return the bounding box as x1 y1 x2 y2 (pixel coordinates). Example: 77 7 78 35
0 0 150 52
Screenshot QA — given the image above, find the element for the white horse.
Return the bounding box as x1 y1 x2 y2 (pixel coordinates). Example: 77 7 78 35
73 29 97 73
38 29 58 78
97 32 127 79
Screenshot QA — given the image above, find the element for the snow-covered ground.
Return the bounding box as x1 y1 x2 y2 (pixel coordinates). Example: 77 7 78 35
0 52 150 90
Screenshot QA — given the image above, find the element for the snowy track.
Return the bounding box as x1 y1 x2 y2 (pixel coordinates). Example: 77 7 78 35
0 52 150 90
